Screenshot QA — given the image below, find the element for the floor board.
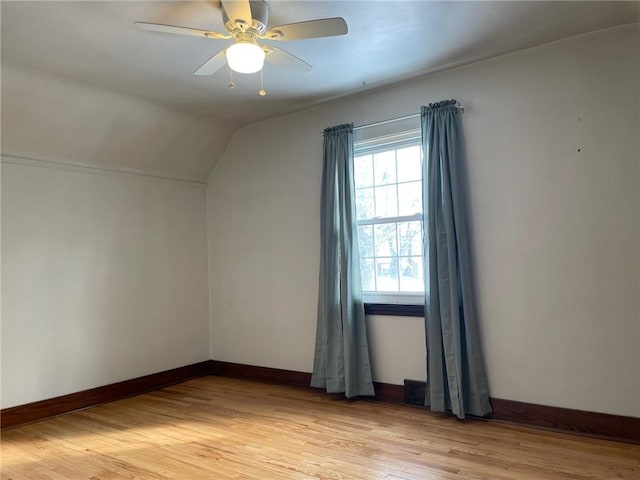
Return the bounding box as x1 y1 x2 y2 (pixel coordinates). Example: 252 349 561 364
2 377 638 479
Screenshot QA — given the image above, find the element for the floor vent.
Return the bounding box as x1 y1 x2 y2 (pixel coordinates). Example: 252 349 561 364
404 379 426 407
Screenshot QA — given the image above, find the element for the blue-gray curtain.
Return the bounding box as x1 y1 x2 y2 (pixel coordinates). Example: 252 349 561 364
421 100 492 419
311 124 375 398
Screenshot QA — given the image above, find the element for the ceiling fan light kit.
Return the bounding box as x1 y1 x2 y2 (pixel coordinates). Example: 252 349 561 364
134 0 347 94
226 41 265 74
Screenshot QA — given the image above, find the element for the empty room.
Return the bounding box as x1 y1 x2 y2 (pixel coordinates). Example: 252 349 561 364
1 1 639 479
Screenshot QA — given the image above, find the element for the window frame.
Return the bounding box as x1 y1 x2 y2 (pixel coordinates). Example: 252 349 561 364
353 128 425 316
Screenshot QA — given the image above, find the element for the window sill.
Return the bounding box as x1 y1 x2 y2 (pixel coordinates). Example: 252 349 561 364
364 303 424 317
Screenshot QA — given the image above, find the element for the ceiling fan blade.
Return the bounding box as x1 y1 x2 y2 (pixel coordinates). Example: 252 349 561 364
262 17 348 41
221 0 253 25
134 22 229 39
194 50 227 75
265 47 312 74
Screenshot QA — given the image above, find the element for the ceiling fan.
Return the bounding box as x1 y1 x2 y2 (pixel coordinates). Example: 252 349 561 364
134 0 348 82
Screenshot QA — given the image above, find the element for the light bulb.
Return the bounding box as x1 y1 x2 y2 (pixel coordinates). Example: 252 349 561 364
226 42 265 74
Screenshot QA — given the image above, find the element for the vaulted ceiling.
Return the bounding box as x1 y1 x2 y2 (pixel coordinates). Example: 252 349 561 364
2 1 638 181
4 1 639 124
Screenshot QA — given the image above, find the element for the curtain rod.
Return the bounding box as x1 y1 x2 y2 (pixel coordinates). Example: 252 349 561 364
353 102 464 131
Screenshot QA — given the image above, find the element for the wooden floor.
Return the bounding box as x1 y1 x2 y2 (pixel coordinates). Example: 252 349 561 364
1 377 638 480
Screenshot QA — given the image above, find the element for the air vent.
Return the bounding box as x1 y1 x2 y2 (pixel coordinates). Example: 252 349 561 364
404 379 426 407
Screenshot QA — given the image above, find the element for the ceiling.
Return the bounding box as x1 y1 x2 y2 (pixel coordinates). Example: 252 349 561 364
2 1 639 126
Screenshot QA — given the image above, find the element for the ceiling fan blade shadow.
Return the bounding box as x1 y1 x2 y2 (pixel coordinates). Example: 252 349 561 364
194 50 227 75
265 47 312 74
134 22 229 39
221 0 253 25
262 17 347 41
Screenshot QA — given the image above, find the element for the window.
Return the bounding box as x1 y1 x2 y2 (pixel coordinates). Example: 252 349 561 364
353 129 425 309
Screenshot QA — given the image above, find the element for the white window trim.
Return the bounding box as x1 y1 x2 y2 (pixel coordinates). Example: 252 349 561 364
363 292 424 305
354 129 422 156
354 129 425 304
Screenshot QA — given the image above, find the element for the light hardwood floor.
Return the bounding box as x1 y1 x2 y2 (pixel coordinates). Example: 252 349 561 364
1 376 638 479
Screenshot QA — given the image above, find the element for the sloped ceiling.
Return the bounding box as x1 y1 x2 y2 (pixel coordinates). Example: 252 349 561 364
2 1 638 181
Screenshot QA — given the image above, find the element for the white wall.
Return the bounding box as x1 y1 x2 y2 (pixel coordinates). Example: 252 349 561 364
207 25 640 417
1 64 237 182
1 160 211 408
0 62 223 408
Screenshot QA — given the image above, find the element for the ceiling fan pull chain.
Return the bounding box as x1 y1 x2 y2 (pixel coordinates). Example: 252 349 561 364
228 68 235 89
259 69 266 96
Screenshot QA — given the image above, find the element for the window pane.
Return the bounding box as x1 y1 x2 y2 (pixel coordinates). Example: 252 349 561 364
375 185 398 217
374 223 397 257
398 181 422 216
398 221 423 256
354 154 373 188
397 146 421 182
376 257 399 291
399 256 424 292
353 138 425 298
360 258 375 291
374 151 396 185
355 187 374 220
357 225 374 258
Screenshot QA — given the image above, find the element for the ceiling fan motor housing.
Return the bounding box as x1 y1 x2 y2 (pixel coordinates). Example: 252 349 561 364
223 0 269 35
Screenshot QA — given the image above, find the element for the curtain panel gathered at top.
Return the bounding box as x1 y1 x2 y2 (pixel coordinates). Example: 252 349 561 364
422 100 492 419
310 123 375 398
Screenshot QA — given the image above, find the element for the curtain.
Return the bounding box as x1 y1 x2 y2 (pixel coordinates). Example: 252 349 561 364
310 123 375 398
421 100 492 419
